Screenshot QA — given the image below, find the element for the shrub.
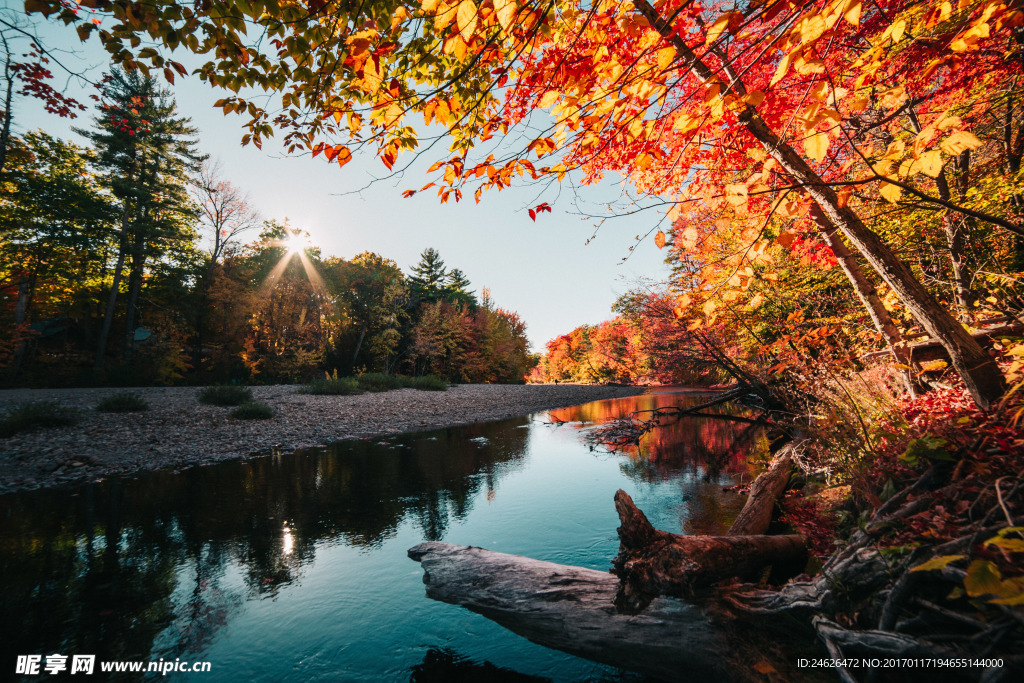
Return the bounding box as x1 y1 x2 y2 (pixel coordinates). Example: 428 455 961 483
355 372 403 392
298 377 361 395
0 401 79 437
96 392 149 413
229 402 274 420
198 384 254 406
402 375 448 391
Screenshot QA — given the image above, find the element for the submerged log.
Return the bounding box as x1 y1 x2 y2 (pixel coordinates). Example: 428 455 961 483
408 541 767 682
727 447 794 536
613 490 807 606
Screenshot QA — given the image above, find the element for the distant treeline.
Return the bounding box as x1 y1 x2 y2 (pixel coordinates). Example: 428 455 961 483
0 70 534 387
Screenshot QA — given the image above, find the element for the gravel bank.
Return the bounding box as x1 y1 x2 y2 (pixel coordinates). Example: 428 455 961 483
0 383 643 494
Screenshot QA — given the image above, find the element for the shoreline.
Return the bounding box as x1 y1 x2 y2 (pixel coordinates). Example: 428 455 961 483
0 383 645 495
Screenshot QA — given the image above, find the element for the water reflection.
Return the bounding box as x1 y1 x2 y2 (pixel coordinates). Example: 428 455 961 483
1 420 529 678
1 389 766 682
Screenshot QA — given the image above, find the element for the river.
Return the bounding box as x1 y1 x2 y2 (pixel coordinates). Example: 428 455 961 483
1 387 768 681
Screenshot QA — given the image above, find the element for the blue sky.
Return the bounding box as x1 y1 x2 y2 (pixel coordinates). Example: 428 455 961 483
12 9 671 352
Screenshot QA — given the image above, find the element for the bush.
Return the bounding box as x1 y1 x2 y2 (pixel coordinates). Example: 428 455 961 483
402 375 449 391
229 402 274 420
1 401 79 437
197 384 254 406
355 372 403 392
298 377 361 395
96 392 149 413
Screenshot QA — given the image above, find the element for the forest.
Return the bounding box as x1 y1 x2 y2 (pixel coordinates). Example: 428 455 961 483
7 0 1024 678
1 73 533 386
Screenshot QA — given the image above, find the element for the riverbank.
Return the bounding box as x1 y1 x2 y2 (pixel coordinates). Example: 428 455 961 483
0 383 644 494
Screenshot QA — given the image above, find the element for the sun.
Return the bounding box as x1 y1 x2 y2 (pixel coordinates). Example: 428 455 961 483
284 233 305 254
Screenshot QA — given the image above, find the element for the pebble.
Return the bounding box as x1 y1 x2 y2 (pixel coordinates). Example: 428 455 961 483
0 383 642 494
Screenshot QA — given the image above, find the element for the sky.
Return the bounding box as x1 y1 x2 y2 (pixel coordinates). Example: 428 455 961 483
9 7 673 352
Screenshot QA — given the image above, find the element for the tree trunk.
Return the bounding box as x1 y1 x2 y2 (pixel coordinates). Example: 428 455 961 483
812 208 919 395
408 541 777 682
612 490 807 607
632 0 1006 409
352 321 367 366
727 448 793 537
12 271 34 369
94 235 129 370
122 234 148 364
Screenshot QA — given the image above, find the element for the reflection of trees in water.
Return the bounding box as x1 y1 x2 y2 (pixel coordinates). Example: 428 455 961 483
549 391 768 481
0 418 529 672
554 391 767 537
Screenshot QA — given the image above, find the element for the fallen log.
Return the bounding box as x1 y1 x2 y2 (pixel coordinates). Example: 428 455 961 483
408 541 768 682
613 490 807 607
727 446 795 536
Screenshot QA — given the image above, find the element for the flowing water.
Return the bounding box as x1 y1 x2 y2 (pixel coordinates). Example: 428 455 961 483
1 388 768 681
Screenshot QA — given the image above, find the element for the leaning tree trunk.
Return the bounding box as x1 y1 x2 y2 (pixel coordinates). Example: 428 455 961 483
632 0 1006 409
812 208 919 395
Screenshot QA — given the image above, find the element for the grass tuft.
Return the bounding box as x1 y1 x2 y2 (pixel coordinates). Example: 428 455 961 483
298 377 361 395
229 402 274 420
197 385 254 406
96 392 149 413
355 372 403 392
1 401 79 438
401 375 448 391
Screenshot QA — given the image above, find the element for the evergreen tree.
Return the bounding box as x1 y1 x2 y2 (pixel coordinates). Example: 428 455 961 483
77 68 203 368
444 267 477 308
408 247 447 304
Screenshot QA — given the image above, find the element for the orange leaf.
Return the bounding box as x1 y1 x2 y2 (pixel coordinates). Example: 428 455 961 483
654 230 666 249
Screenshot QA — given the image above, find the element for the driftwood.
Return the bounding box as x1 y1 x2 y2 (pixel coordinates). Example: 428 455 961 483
408 541 773 682
612 490 807 608
727 447 795 536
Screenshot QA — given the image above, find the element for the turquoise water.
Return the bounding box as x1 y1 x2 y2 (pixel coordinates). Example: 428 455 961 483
1 388 766 681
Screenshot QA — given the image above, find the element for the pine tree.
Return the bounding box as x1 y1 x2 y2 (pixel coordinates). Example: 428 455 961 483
78 68 203 368
408 247 447 304
444 267 477 308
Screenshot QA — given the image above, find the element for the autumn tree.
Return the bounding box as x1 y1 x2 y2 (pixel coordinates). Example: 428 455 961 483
0 131 113 372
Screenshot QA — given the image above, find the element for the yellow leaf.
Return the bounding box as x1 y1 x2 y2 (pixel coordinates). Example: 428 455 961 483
805 131 829 162
681 226 699 248
703 300 717 315
878 85 906 110
705 13 732 45
748 294 764 309
494 0 516 32
725 183 748 206
538 91 560 108
421 0 440 12
910 555 966 572
657 46 676 71
843 0 862 25
687 318 702 331
940 131 983 156
456 0 478 42
434 1 458 31
916 149 943 178
391 6 410 31
880 179 902 204
742 90 765 107
771 52 793 85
